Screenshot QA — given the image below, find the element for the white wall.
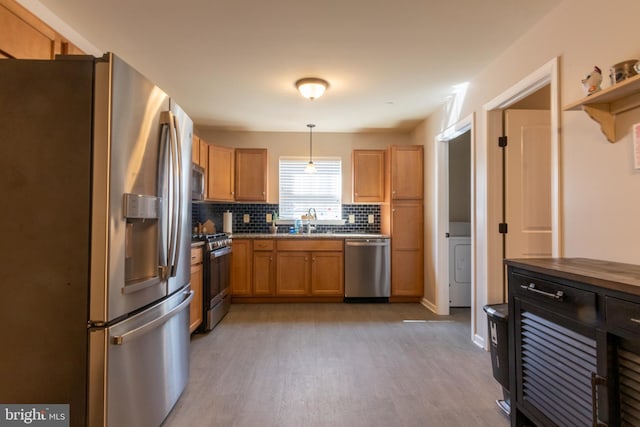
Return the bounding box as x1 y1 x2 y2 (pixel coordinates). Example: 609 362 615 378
449 132 471 223
416 0 640 344
195 129 411 203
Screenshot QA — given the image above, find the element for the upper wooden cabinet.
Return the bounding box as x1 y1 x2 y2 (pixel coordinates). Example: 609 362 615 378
1 4 52 59
352 150 385 203
0 0 84 59
191 135 201 166
207 144 235 201
390 145 424 200
235 148 268 202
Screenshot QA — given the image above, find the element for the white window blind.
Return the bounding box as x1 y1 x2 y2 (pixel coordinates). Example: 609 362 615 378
279 158 342 220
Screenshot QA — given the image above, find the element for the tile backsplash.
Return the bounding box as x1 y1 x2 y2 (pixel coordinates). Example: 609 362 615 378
192 203 381 234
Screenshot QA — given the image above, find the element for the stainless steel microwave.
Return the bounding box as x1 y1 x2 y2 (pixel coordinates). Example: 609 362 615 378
191 163 205 200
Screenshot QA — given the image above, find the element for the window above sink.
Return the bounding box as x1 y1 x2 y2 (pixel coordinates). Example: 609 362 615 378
278 158 342 220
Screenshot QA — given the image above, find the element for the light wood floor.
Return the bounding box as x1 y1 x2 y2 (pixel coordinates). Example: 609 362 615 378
163 303 509 427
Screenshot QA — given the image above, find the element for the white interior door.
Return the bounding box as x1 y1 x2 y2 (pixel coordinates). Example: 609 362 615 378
505 109 552 259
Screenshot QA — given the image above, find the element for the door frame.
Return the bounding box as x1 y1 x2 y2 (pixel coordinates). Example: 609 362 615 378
477 57 561 348
434 114 475 333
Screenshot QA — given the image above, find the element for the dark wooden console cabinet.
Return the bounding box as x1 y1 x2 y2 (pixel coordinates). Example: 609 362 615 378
505 258 640 427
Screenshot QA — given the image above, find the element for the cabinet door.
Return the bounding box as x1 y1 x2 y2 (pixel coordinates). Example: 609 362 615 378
189 262 203 333
191 135 200 165
207 144 235 201
230 239 252 296
391 145 423 200
391 250 423 297
276 252 309 296
311 251 344 296
253 251 275 296
391 201 423 297
198 137 208 169
0 4 54 59
353 150 385 202
235 148 268 201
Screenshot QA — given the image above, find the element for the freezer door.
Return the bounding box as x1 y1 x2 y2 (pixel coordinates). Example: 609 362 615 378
91 53 172 323
88 287 193 427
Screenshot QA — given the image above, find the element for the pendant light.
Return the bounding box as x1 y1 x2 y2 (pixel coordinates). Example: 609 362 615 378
304 124 317 173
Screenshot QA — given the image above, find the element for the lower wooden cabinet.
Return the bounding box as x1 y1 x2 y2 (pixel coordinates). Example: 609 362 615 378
276 239 344 297
253 240 275 296
230 239 252 296
230 238 344 299
391 201 424 297
189 246 203 333
311 252 344 296
276 252 309 296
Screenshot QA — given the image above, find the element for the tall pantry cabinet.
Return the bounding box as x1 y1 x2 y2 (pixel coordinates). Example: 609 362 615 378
383 145 424 299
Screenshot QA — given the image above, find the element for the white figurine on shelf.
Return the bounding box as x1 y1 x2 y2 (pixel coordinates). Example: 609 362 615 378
581 66 602 95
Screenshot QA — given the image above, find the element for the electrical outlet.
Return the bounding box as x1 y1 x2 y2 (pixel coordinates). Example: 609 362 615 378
266 213 272 223
368 214 374 224
348 214 355 224
243 214 250 223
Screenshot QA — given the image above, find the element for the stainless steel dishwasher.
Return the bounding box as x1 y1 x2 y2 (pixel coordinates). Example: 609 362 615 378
344 237 390 301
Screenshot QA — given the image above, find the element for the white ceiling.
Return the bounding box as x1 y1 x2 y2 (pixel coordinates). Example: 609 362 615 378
26 0 560 133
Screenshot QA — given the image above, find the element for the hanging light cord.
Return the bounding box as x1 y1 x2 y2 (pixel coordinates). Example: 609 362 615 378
307 124 315 163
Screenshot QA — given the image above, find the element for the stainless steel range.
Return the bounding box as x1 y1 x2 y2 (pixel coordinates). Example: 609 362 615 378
199 233 232 331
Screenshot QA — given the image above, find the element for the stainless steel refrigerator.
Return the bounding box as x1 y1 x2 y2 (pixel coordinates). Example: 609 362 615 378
0 53 194 427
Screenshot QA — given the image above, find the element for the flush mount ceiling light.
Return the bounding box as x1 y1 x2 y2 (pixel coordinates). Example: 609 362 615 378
304 123 317 173
295 78 329 100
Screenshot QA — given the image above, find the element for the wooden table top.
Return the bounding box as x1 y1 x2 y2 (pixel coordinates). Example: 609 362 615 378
505 257 640 296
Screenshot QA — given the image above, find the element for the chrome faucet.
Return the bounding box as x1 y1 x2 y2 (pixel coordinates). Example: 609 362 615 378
306 208 317 234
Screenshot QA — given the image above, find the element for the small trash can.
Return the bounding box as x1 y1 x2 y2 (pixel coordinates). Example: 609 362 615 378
483 303 510 416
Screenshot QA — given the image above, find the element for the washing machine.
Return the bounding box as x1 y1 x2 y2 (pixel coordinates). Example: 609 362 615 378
449 236 471 307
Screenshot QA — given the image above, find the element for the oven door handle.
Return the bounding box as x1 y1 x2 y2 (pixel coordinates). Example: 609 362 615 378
211 246 232 258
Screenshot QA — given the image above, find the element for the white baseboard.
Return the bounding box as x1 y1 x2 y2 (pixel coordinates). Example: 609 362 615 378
420 298 437 313
473 333 486 350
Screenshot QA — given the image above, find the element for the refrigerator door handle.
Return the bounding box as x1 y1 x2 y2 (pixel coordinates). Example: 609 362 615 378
110 290 193 345
168 112 183 277
160 110 180 278
157 115 171 279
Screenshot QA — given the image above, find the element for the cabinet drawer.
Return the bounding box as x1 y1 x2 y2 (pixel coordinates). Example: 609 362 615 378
190 247 203 265
606 297 640 335
512 273 597 323
277 239 343 252
253 240 274 251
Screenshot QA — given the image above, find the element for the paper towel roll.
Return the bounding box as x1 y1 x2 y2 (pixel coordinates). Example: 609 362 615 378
223 211 233 233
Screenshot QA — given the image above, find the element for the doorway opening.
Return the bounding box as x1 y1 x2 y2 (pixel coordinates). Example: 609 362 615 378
478 57 561 348
434 114 475 338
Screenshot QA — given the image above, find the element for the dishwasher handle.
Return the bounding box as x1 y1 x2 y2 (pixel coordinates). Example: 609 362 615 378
345 240 389 247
